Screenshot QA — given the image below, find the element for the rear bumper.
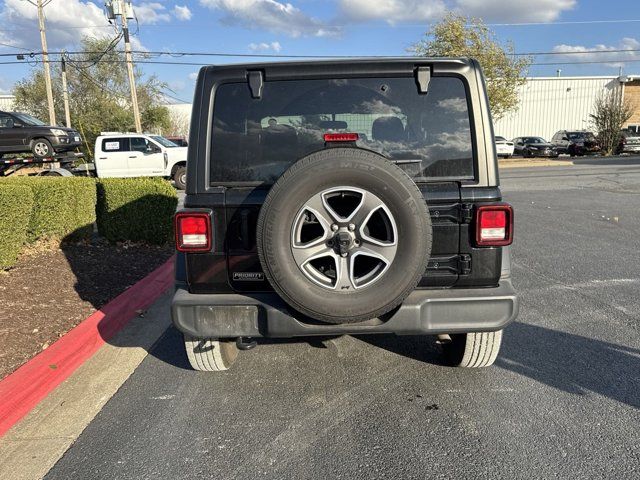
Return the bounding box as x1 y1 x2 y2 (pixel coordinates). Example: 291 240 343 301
171 279 519 338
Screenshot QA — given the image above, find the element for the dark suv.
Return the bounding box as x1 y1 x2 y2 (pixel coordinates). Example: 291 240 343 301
0 111 82 158
172 58 519 371
551 130 600 156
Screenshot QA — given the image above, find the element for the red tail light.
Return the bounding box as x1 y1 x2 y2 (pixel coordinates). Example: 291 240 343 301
175 212 212 252
476 204 513 246
324 132 359 142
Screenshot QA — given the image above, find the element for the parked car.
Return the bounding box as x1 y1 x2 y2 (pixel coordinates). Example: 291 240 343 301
616 130 640 154
551 130 600 156
172 58 518 372
0 111 82 158
512 137 559 158
166 136 188 147
94 132 188 189
495 136 514 158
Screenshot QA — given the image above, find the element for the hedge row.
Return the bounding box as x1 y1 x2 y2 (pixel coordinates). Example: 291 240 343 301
0 184 34 269
1 176 96 242
0 176 177 269
96 177 178 245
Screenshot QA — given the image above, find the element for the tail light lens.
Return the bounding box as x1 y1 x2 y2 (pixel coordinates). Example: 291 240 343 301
324 132 359 142
175 212 212 252
476 204 513 246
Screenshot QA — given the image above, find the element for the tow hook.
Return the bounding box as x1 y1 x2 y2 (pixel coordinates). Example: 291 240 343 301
236 336 257 350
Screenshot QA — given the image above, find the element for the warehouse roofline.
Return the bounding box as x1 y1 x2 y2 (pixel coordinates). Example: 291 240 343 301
524 76 626 81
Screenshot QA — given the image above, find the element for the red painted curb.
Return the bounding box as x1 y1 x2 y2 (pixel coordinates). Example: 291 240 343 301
0 257 175 438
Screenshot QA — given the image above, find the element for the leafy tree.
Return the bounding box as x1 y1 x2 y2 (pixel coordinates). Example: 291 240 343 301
411 13 530 121
13 37 170 159
590 88 634 155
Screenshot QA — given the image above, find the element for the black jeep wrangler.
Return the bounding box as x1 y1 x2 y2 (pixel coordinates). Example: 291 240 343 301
172 58 518 371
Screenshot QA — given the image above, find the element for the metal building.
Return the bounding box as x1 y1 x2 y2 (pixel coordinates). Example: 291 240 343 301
493 76 624 141
0 95 15 111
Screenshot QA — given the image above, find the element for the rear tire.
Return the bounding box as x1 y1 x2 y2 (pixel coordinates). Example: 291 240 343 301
442 330 503 368
184 335 239 371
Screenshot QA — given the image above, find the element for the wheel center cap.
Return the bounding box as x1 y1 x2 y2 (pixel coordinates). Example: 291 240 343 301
333 230 355 256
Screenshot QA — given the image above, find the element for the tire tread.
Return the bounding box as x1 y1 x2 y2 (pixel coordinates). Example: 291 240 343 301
256 148 432 323
184 334 238 371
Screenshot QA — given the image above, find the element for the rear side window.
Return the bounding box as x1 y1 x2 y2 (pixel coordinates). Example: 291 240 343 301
0 114 14 128
210 76 474 184
102 138 129 152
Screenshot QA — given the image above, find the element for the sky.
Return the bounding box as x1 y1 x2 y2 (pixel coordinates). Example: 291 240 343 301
0 0 639 102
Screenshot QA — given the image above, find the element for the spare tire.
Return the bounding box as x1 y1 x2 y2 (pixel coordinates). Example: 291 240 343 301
256 148 432 324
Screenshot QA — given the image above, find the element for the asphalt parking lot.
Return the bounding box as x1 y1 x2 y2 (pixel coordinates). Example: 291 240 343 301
41 157 640 479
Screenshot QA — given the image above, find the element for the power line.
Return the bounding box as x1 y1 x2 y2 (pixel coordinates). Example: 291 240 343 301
162 91 190 104
3 18 640 31
484 19 640 27
3 57 640 67
531 59 640 66
3 48 640 60
0 41 35 51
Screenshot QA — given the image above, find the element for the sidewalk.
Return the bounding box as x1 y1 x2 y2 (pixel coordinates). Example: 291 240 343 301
0 292 173 480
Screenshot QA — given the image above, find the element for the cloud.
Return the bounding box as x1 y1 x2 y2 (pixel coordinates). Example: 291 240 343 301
134 2 171 24
437 97 467 113
174 5 193 21
0 77 11 94
338 0 575 24
454 0 575 23
339 0 446 24
552 38 640 68
168 79 186 91
0 0 108 50
248 41 282 52
199 0 339 37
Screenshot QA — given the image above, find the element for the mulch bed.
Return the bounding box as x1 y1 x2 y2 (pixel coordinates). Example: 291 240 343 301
0 241 173 380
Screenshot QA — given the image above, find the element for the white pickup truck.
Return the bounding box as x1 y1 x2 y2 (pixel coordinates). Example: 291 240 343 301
94 132 188 189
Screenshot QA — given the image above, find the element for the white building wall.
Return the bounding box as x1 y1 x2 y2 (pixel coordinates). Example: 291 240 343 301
493 77 620 141
0 95 15 111
165 103 192 136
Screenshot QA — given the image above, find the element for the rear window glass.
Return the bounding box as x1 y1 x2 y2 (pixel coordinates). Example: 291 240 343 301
102 138 129 152
210 76 474 184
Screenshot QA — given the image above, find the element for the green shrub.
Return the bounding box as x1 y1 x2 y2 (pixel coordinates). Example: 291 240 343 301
96 178 177 244
1 177 96 242
0 184 34 269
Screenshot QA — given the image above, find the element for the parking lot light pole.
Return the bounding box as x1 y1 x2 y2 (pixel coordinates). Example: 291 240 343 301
61 54 71 128
36 0 56 126
119 0 142 133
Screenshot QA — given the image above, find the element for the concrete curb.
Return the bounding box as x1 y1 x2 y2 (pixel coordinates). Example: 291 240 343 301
0 257 174 438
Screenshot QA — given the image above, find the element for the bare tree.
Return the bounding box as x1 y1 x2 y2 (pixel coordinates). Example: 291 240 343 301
167 108 191 138
590 88 634 155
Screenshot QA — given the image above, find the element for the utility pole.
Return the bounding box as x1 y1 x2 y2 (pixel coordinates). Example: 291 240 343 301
36 0 56 125
61 53 71 128
118 0 142 133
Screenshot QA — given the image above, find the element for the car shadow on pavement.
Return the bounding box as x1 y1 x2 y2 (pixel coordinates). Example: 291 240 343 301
360 322 640 409
496 322 639 409
357 334 448 366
